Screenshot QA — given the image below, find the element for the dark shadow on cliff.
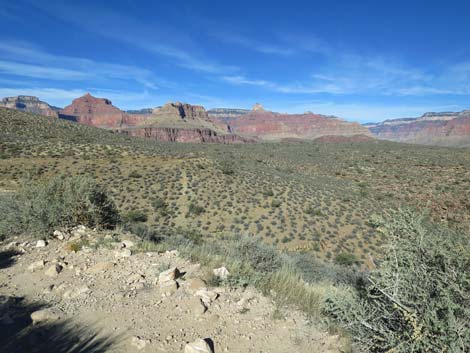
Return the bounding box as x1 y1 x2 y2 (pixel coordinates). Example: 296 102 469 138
0 296 118 353
0 249 21 269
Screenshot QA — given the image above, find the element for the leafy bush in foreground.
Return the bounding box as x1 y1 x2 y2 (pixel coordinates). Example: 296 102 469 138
0 175 119 239
326 209 470 352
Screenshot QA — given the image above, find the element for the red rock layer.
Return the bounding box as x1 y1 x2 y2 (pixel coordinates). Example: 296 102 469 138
121 127 252 144
368 116 470 147
211 111 372 141
60 93 148 128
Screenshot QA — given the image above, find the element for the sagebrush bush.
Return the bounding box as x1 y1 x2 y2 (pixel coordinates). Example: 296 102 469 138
325 209 470 353
122 210 148 223
0 175 119 239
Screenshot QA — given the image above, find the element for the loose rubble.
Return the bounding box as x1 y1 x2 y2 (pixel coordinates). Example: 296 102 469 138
0 227 345 353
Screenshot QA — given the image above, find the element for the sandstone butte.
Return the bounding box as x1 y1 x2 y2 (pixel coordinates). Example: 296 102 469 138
0 95 59 118
60 93 148 128
118 101 252 143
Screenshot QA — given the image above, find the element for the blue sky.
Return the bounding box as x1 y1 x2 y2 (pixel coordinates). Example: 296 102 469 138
0 0 469 122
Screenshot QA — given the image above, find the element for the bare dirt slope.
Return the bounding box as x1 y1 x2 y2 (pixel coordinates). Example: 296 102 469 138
0 228 344 353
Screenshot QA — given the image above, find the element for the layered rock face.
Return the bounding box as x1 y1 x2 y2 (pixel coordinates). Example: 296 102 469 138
122 126 250 143
0 96 59 118
366 111 470 147
210 104 372 141
120 102 251 143
313 134 375 143
60 93 149 128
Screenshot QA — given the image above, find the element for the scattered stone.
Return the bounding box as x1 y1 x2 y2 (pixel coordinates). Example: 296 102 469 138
184 338 213 353
36 240 47 248
28 260 45 272
130 336 150 350
127 273 145 284
45 264 63 277
53 230 66 240
87 262 115 274
63 286 90 299
6 241 19 249
187 278 207 294
189 297 207 317
195 289 218 306
213 267 230 280
160 280 179 296
54 283 69 292
159 267 180 283
121 240 134 248
31 308 62 324
43 284 54 294
115 248 132 258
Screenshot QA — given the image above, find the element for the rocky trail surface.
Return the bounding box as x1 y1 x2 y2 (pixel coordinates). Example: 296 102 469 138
0 227 343 353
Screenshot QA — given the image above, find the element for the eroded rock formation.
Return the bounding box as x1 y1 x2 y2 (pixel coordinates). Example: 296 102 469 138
210 105 372 141
60 93 149 128
366 111 470 147
0 96 59 118
120 102 251 143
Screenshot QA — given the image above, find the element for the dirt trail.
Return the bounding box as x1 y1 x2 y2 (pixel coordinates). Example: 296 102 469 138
0 229 344 353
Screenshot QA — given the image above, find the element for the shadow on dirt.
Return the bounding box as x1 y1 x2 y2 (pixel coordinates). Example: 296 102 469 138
0 250 22 270
0 295 118 353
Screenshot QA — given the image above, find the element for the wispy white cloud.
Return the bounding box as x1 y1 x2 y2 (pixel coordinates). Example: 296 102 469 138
0 41 163 89
212 32 297 56
27 1 237 75
221 75 273 87
222 54 470 97
0 60 88 80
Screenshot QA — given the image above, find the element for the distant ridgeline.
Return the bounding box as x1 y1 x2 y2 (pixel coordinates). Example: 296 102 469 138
1 93 469 146
364 110 470 147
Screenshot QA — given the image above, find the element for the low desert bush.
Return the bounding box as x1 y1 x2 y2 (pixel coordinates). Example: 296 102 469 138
334 252 358 266
187 203 205 216
122 210 148 223
325 209 470 352
0 175 119 239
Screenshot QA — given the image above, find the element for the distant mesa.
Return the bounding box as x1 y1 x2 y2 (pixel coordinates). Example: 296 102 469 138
150 102 211 122
0 95 59 118
365 110 470 147
252 103 265 112
210 105 372 141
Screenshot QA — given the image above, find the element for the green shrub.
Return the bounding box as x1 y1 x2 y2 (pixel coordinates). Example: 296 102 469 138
128 170 142 178
334 253 358 266
152 197 167 210
0 175 119 239
176 227 203 244
271 199 282 208
122 210 148 223
263 190 274 197
219 160 235 175
188 203 205 216
326 209 470 352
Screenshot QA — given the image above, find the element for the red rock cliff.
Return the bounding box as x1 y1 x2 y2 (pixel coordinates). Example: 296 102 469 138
210 104 372 141
60 93 148 128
